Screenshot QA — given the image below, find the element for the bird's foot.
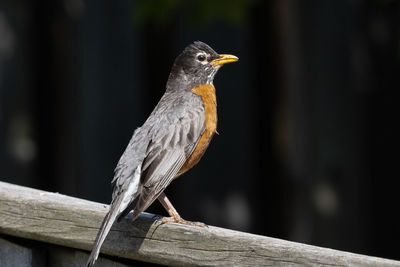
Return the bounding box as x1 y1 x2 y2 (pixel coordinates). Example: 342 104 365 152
156 192 207 227
158 216 207 227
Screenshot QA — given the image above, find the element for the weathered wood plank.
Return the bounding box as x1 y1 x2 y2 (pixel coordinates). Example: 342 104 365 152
0 181 399 266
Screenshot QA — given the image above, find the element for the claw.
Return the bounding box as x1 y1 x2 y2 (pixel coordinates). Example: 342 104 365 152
158 216 207 227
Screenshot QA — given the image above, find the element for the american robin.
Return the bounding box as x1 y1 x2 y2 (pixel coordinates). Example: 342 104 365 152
86 41 238 266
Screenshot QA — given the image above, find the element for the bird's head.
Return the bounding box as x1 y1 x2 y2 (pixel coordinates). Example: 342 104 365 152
167 41 238 91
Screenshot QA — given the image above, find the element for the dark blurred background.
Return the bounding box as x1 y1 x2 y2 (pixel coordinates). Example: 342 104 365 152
1 0 399 263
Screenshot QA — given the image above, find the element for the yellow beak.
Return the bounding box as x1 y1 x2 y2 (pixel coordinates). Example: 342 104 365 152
210 54 239 66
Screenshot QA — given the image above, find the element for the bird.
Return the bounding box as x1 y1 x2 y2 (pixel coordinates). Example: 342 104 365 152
86 41 238 266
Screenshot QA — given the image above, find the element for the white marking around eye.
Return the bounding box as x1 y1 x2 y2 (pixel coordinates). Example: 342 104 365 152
196 52 210 65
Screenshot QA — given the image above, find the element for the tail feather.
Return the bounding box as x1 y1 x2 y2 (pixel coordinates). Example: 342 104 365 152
87 167 141 266
86 203 121 266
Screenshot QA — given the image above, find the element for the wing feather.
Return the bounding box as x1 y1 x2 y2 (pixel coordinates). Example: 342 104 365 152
131 96 205 218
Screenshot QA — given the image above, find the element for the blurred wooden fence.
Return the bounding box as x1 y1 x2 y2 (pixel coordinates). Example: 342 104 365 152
1 181 399 266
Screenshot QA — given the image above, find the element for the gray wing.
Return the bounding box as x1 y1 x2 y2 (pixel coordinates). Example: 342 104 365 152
132 95 205 219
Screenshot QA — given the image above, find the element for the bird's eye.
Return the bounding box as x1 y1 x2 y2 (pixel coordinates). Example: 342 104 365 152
197 54 206 62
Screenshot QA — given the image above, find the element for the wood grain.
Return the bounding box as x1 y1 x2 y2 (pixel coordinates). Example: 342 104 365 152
1 181 399 266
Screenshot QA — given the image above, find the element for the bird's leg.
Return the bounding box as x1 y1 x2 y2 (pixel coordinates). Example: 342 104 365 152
157 192 182 220
157 192 206 227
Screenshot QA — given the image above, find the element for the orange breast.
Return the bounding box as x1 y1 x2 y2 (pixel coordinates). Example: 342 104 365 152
177 84 217 177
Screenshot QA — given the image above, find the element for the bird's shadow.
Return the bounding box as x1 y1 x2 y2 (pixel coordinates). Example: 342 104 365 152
105 211 166 257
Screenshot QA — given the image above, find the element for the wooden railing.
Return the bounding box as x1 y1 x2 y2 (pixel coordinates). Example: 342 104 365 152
1 181 399 266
